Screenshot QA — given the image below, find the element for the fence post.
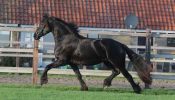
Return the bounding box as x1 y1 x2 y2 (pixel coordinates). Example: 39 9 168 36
145 28 151 63
145 28 152 89
32 40 39 84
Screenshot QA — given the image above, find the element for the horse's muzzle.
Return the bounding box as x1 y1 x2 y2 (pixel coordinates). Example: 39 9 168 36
34 33 40 40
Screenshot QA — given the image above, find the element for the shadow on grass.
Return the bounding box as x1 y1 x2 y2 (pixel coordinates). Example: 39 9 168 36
89 87 175 95
89 87 133 93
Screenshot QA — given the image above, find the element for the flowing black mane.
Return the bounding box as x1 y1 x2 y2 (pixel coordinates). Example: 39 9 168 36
51 17 79 35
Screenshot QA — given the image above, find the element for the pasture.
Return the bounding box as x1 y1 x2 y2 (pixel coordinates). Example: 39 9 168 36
0 74 174 100
0 84 174 100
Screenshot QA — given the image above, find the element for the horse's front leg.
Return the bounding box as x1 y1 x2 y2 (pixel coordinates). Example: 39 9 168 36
41 60 66 85
70 65 88 91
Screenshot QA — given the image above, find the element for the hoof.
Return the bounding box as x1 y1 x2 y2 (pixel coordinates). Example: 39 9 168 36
81 86 88 91
134 89 141 94
40 77 48 86
133 84 142 94
103 79 112 88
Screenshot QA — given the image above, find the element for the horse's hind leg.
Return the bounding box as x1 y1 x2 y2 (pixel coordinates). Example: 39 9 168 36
103 61 120 88
120 67 141 93
113 60 141 93
70 65 88 91
103 69 120 88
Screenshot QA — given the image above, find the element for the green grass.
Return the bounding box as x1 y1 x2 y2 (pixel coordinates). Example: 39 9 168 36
0 84 174 100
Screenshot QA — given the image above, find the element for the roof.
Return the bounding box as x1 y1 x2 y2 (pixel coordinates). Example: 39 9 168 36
0 0 175 30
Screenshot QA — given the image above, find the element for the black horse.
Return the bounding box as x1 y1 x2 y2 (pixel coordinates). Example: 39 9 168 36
34 15 152 93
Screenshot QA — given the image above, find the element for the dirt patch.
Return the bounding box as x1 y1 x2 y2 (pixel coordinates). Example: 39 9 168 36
0 74 175 89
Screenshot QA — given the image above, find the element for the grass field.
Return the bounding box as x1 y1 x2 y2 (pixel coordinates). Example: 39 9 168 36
0 84 174 100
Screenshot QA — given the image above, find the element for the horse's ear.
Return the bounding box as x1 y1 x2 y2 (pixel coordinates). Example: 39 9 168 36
43 14 49 19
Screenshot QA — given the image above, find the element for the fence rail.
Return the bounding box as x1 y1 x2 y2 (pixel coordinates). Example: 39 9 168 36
1 26 175 37
0 48 33 53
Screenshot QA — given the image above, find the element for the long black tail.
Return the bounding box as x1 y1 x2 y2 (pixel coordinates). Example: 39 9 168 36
122 44 152 85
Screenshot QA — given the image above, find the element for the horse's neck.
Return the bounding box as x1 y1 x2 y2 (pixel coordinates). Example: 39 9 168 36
52 32 81 45
52 33 63 45
51 23 86 45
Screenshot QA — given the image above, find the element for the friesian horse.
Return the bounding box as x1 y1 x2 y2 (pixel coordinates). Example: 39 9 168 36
34 15 152 93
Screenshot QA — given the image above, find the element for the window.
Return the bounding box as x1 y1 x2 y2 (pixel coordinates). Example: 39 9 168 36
20 25 34 48
0 31 10 47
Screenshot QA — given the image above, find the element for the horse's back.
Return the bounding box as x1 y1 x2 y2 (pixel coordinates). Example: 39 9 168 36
71 39 102 65
100 38 126 58
70 38 126 65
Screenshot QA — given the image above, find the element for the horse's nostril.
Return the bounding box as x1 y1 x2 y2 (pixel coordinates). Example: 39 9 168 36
34 34 37 38
33 33 39 40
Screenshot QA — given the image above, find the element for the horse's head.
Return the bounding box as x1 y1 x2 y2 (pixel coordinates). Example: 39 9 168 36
34 14 52 40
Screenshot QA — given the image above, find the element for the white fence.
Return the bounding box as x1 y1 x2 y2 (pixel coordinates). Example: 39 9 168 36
0 26 175 80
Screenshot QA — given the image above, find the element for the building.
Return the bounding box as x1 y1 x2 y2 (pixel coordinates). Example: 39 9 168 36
0 0 174 30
